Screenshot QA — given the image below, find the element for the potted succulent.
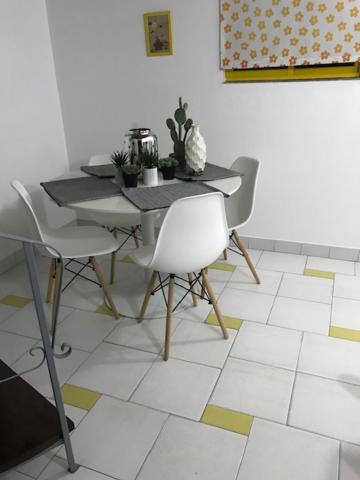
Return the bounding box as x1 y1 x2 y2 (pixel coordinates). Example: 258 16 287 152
121 163 141 188
141 150 159 186
159 157 178 180
166 97 193 170
111 150 128 187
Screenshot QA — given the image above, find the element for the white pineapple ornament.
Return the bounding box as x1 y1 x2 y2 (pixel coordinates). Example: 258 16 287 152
185 124 207 175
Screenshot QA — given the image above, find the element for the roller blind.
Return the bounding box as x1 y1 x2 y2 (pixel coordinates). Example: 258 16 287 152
220 0 360 70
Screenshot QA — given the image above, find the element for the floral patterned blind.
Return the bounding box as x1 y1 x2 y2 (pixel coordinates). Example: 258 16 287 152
220 0 360 69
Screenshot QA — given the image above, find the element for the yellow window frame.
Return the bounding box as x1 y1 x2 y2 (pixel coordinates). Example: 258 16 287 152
225 63 360 82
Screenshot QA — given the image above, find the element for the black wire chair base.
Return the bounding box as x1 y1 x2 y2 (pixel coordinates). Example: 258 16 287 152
227 231 244 257
151 271 211 313
61 258 100 292
111 225 142 253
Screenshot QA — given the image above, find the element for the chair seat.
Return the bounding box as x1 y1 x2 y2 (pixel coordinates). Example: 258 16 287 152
43 226 119 259
129 245 155 268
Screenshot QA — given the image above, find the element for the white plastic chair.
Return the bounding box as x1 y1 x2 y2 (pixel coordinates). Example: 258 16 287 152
11 180 121 324
130 192 229 361
88 154 142 284
224 156 261 284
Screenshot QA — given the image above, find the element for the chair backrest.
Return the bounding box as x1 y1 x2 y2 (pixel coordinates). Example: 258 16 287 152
10 180 53 256
225 156 260 230
148 192 229 274
88 154 112 165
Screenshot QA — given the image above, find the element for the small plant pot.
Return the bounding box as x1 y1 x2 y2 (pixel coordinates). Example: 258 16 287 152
123 172 139 188
162 165 176 180
143 167 158 186
115 170 124 187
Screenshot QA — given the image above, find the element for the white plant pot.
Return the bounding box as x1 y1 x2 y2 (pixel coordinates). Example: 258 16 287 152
115 169 124 187
185 124 207 175
143 167 158 186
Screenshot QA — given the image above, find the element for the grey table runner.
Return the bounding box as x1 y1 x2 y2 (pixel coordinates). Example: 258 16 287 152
121 182 226 212
41 177 122 206
80 164 116 178
175 162 240 182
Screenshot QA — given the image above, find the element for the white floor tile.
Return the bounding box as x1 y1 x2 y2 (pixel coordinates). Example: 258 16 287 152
0 331 36 365
174 300 213 323
237 418 339 480
12 347 89 398
0 303 73 339
289 373 360 444
206 267 234 294
170 320 237 368
211 358 295 423
298 333 360 385
60 279 108 312
132 358 220 420
330 247 359 262
257 251 307 274
55 310 117 352
334 274 360 301
58 395 168 480
38 457 111 479
16 449 58 478
278 273 333 304
269 297 331 335
1 471 31 480
340 442 360 480
218 248 262 267
332 298 360 330
218 288 274 324
231 322 302 370
105 316 181 354
355 262 360 276
0 304 18 324
68 343 157 400
228 267 282 295
307 256 355 275
138 416 246 480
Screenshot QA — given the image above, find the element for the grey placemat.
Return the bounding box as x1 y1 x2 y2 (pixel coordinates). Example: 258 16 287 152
80 164 116 178
175 162 241 181
121 182 224 212
41 177 122 206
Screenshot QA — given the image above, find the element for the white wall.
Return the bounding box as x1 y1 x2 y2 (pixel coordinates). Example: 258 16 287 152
46 0 360 249
0 0 72 261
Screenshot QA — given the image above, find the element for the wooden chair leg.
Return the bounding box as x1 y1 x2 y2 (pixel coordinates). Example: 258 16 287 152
202 270 228 340
51 259 61 334
223 249 228 260
132 226 140 248
233 230 261 284
201 267 208 298
91 257 120 319
138 270 158 321
46 258 56 304
187 273 198 307
164 275 175 361
110 230 118 285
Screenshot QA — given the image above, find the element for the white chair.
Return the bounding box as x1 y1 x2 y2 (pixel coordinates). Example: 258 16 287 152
130 192 229 361
87 154 142 284
11 180 121 326
224 156 261 284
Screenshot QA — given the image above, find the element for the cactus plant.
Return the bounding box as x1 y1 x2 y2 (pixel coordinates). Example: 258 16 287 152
166 97 193 169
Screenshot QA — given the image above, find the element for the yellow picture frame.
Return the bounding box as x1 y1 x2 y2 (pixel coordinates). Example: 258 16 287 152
144 11 173 57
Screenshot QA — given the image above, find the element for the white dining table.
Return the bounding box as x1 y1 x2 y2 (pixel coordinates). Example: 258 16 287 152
66 174 242 248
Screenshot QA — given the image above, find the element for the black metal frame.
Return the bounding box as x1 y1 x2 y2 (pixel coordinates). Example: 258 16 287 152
111 225 141 252
227 231 244 256
150 270 211 312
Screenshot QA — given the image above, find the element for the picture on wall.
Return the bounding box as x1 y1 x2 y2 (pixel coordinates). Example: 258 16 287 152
144 10 173 56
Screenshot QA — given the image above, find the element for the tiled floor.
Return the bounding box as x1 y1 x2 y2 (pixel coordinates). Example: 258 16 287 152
2 243 360 479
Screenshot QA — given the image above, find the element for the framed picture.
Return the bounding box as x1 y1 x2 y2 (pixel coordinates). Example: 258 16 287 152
144 10 173 57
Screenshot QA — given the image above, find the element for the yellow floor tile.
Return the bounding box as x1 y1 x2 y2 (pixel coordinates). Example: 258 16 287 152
208 262 236 273
0 295 32 308
330 326 360 342
96 304 113 316
205 313 242 330
304 269 334 280
121 255 135 264
61 384 101 411
201 404 253 436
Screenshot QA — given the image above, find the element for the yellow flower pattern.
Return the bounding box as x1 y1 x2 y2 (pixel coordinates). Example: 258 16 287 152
221 0 360 69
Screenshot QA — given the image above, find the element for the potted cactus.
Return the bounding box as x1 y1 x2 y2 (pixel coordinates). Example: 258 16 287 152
141 150 159 186
159 157 179 180
166 97 193 170
111 150 129 187
121 163 141 188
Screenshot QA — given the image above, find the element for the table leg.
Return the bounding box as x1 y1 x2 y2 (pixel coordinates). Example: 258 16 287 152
140 211 157 280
